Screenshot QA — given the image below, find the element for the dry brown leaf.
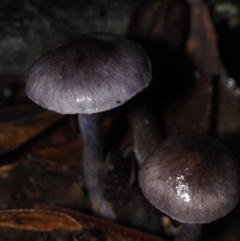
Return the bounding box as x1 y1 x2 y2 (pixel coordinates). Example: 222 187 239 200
186 0 220 74
0 158 87 211
36 205 166 241
0 104 63 155
0 209 81 232
129 0 187 49
164 73 213 135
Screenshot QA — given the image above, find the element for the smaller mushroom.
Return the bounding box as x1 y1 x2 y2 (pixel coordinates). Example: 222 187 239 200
138 132 240 241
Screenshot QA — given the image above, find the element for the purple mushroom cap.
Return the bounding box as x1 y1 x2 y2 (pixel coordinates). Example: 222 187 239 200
25 32 152 114
139 132 240 224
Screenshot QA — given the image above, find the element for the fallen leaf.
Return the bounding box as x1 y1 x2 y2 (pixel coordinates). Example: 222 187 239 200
36 205 166 241
163 73 213 135
0 209 81 232
0 104 63 155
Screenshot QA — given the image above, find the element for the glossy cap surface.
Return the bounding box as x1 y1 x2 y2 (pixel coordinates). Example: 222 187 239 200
26 32 151 114
139 132 240 224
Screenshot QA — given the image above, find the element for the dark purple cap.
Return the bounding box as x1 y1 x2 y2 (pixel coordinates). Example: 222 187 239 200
139 132 240 224
25 32 151 114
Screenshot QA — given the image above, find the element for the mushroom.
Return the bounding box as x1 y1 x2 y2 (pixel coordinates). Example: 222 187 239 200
138 132 240 241
131 106 162 166
25 32 152 219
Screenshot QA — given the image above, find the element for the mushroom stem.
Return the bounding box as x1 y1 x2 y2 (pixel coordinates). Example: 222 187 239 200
131 106 162 166
175 224 202 241
78 113 116 220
